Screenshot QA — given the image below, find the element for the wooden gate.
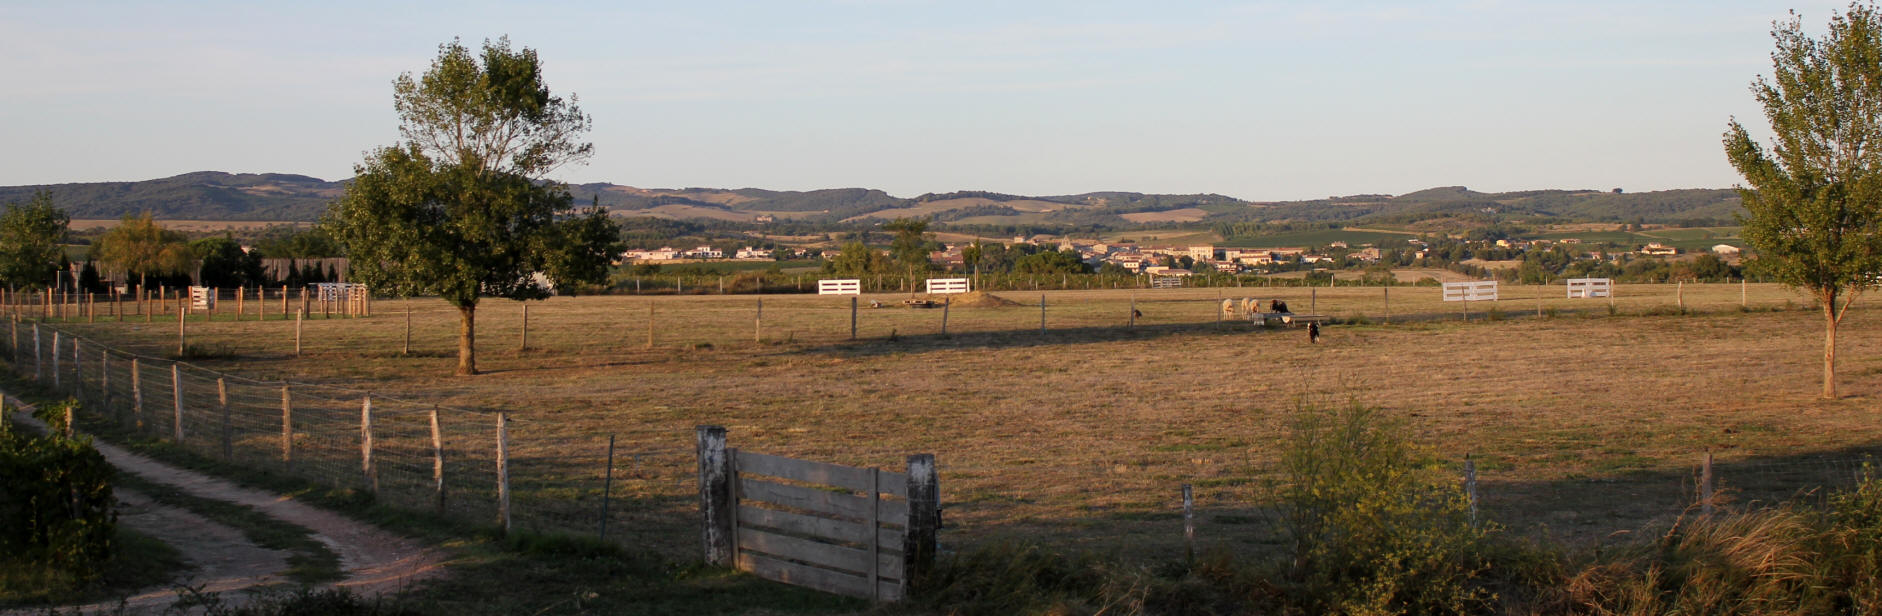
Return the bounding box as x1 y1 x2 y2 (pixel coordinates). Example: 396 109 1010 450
696 426 937 601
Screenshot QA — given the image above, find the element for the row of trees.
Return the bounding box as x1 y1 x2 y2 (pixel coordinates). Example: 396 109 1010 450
0 199 343 292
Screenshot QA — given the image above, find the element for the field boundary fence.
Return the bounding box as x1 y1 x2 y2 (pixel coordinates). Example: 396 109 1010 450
0 320 693 550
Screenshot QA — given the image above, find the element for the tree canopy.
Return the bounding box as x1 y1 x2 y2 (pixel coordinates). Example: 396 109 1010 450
0 191 69 290
1724 3 1882 399
90 213 191 289
328 37 620 376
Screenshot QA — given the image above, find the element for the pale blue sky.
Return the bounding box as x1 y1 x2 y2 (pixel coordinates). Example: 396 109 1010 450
0 1 1847 200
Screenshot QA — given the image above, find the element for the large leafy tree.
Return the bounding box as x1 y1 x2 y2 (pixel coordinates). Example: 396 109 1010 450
0 191 69 290
91 213 192 290
191 236 265 288
1725 4 1882 399
328 38 620 376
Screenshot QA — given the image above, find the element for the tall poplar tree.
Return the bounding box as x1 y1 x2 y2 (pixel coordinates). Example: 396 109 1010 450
1725 4 1882 399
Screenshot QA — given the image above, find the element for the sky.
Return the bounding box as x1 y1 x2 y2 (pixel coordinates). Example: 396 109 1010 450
0 0 1853 201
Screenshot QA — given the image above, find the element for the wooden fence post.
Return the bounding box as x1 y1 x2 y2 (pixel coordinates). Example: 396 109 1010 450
601 434 616 541
1129 294 1137 327
219 378 231 461
1677 280 1685 311
33 323 40 380
754 298 762 343
171 364 184 442
430 407 446 515
850 297 858 340
904 453 939 592
646 301 655 349
280 385 293 464
100 351 110 416
51 331 60 390
177 304 186 357
131 358 143 432
519 303 529 351
941 296 950 336
1182 483 1195 563
497 412 511 536
695 425 733 566
1039 294 1046 334
1383 286 1390 324
295 309 303 356
1464 455 1479 528
361 396 377 494
1701 450 1715 516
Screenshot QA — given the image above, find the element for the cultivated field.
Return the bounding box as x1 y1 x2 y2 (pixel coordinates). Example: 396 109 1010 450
23 283 1881 562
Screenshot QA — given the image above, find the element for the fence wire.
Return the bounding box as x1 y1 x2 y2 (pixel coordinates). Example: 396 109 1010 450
1 323 694 554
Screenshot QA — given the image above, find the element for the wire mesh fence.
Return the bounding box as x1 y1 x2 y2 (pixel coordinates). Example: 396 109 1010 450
1 321 695 553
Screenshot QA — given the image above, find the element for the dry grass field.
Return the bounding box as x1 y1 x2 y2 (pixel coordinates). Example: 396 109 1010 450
26 282 1882 561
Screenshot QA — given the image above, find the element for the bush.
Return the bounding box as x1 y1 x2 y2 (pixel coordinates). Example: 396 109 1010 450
0 402 117 587
1279 399 1495 615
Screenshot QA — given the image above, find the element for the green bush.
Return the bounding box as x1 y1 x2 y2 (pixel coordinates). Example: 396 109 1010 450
0 402 117 587
1279 399 1495 615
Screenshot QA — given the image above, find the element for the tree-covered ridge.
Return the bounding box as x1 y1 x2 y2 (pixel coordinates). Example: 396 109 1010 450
0 172 344 220
0 172 1746 228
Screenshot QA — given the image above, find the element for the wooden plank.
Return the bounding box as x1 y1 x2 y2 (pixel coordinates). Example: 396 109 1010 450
736 452 910 497
737 527 904 580
738 505 905 552
740 478 907 526
737 451 874 492
737 551 903 601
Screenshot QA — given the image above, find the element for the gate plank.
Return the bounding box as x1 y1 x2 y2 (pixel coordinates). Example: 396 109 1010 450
739 505 906 549
738 527 905 579
738 551 904 601
741 478 909 526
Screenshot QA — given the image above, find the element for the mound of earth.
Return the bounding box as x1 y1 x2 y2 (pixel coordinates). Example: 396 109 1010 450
934 291 1022 307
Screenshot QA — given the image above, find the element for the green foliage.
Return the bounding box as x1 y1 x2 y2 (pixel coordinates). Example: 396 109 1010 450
192 236 266 288
1726 3 1882 398
91 212 192 288
821 241 890 277
882 217 934 274
328 38 618 375
0 190 69 290
1279 399 1494 615
1012 248 1091 274
0 402 116 587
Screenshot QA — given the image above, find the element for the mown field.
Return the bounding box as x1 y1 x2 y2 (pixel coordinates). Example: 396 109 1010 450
24 282 1880 562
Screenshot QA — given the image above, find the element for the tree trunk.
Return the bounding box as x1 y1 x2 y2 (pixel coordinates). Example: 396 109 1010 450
457 303 478 376
1823 300 1838 399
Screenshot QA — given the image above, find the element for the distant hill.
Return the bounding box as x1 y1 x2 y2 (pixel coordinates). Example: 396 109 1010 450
0 172 345 220
0 173 1745 227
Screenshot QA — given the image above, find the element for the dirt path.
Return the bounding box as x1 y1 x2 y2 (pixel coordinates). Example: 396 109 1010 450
2 395 447 612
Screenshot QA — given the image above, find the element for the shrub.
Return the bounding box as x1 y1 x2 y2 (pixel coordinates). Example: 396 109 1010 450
1565 508 1831 615
0 403 117 587
1278 399 1495 615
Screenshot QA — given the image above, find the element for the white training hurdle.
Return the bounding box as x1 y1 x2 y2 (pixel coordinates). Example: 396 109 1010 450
818 279 862 295
312 282 368 302
189 286 215 311
1566 278 1612 299
1442 281 1499 302
924 278 970 294
1150 275 1185 289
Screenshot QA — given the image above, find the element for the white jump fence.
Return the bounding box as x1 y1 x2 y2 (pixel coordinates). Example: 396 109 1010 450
1442 281 1499 302
923 278 971 295
818 279 862 296
1566 278 1613 299
697 426 938 602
